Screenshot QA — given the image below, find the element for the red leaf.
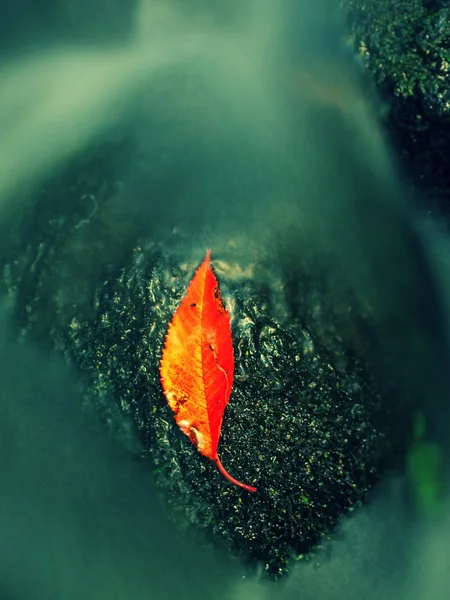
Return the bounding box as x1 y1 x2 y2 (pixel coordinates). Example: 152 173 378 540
160 250 257 492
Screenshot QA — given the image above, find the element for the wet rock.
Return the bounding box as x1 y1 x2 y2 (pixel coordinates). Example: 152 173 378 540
60 238 410 577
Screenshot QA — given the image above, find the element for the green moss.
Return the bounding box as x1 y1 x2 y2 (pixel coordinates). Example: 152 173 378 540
407 412 445 516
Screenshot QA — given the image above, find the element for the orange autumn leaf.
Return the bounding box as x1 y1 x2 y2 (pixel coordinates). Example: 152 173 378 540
159 250 257 492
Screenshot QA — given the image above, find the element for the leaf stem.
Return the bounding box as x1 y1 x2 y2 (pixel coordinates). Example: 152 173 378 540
215 455 257 493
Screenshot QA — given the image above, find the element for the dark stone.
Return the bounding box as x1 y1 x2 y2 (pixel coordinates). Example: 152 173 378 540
58 235 410 578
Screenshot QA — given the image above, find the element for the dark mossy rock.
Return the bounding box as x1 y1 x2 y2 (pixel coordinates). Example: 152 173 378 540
343 0 450 213
58 235 410 578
